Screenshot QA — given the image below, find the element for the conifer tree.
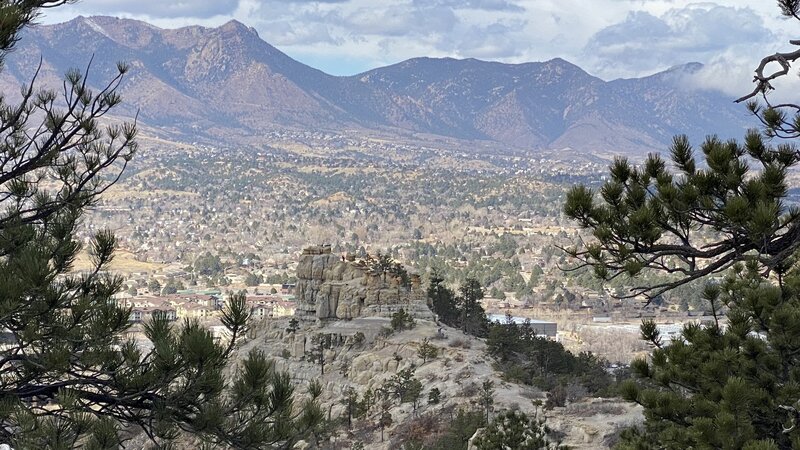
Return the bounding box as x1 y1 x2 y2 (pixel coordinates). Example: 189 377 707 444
457 278 489 337
564 2 800 447
473 410 560 450
0 2 322 447
417 338 438 364
427 271 458 324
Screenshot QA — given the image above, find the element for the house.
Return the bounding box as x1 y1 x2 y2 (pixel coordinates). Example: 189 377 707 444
129 306 177 323
271 301 296 317
486 313 558 339
165 294 216 308
248 302 272 321
176 302 214 320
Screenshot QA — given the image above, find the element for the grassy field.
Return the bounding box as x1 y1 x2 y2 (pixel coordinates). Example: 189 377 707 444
72 249 166 274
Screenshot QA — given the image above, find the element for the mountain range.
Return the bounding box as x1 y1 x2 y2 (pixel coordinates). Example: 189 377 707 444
2 16 755 156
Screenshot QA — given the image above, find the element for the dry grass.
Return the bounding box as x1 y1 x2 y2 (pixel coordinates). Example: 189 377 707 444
566 401 627 417
71 249 165 274
102 185 199 201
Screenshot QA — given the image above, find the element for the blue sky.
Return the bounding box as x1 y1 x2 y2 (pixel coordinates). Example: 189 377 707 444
41 0 797 90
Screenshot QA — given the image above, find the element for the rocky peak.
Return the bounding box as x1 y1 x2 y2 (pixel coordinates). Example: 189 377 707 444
218 19 258 37
4 17 752 155
294 245 432 322
67 16 159 48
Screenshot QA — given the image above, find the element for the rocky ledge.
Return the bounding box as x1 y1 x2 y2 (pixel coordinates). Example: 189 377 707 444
294 245 433 322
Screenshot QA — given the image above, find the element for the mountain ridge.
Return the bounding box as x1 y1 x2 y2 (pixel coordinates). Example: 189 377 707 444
4 16 753 156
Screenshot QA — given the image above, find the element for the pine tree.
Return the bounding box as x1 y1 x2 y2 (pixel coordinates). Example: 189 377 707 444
473 410 560 450
390 307 415 331
427 270 458 324
564 138 800 448
478 380 495 423
0 2 322 447
417 338 438 364
457 278 489 337
341 387 360 430
563 3 800 447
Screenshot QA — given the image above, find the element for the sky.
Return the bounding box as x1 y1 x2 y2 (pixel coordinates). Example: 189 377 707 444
39 1 800 93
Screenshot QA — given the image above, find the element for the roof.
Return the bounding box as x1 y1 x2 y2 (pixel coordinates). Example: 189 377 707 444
486 314 556 325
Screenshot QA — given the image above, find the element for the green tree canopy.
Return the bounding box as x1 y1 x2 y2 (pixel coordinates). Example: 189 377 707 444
564 3 800 447
564 132 800 300
428 270 458 325
458 278 489 337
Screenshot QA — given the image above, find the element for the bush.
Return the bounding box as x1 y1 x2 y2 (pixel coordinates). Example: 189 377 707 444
448 337 471 349
391 308 416 331
379 326 394 338
459 382 480 397
390 413 440 448
545 384 567 409
473 410 560 450
428 387 442 405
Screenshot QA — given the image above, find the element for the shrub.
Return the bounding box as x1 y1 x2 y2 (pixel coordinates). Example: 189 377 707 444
391 308 416 331
417 338 439 363
428 388 442 405
473 410 560 450
448 337 471 349
545 384 567 409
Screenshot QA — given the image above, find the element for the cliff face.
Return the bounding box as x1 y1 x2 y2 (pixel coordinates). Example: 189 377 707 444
294 246 432 321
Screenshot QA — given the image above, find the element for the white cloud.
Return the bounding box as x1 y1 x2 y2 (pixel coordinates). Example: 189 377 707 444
38 0 797 80
68 0 241 19
582 4 775 79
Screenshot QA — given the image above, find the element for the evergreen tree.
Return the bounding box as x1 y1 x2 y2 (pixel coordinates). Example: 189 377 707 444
478 380 495 423
148 278 162 294
244 271 262 286
428 387 441 405
341 387 360 430
390 307 415 331
417 338 438 364
427 270 458 324
426 409 485 450
473 410 560 450
457 278 489 337
564 138 800 447
486 315 614 398
0 3 322 447
563 4 800 447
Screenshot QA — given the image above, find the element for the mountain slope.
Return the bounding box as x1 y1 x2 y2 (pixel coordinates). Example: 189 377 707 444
3 16 754 156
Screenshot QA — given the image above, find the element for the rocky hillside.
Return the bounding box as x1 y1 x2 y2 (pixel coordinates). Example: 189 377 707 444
245 317 641 449
233 247 641 448
3 16 753 156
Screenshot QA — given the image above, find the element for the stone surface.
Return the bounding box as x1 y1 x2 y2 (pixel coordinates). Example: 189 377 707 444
240 317 642 450
295 246 433 322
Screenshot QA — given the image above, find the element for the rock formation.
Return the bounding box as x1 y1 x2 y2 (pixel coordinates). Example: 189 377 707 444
295 245 433 321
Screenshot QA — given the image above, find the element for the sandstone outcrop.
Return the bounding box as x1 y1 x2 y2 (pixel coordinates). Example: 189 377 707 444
295 245 433 321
